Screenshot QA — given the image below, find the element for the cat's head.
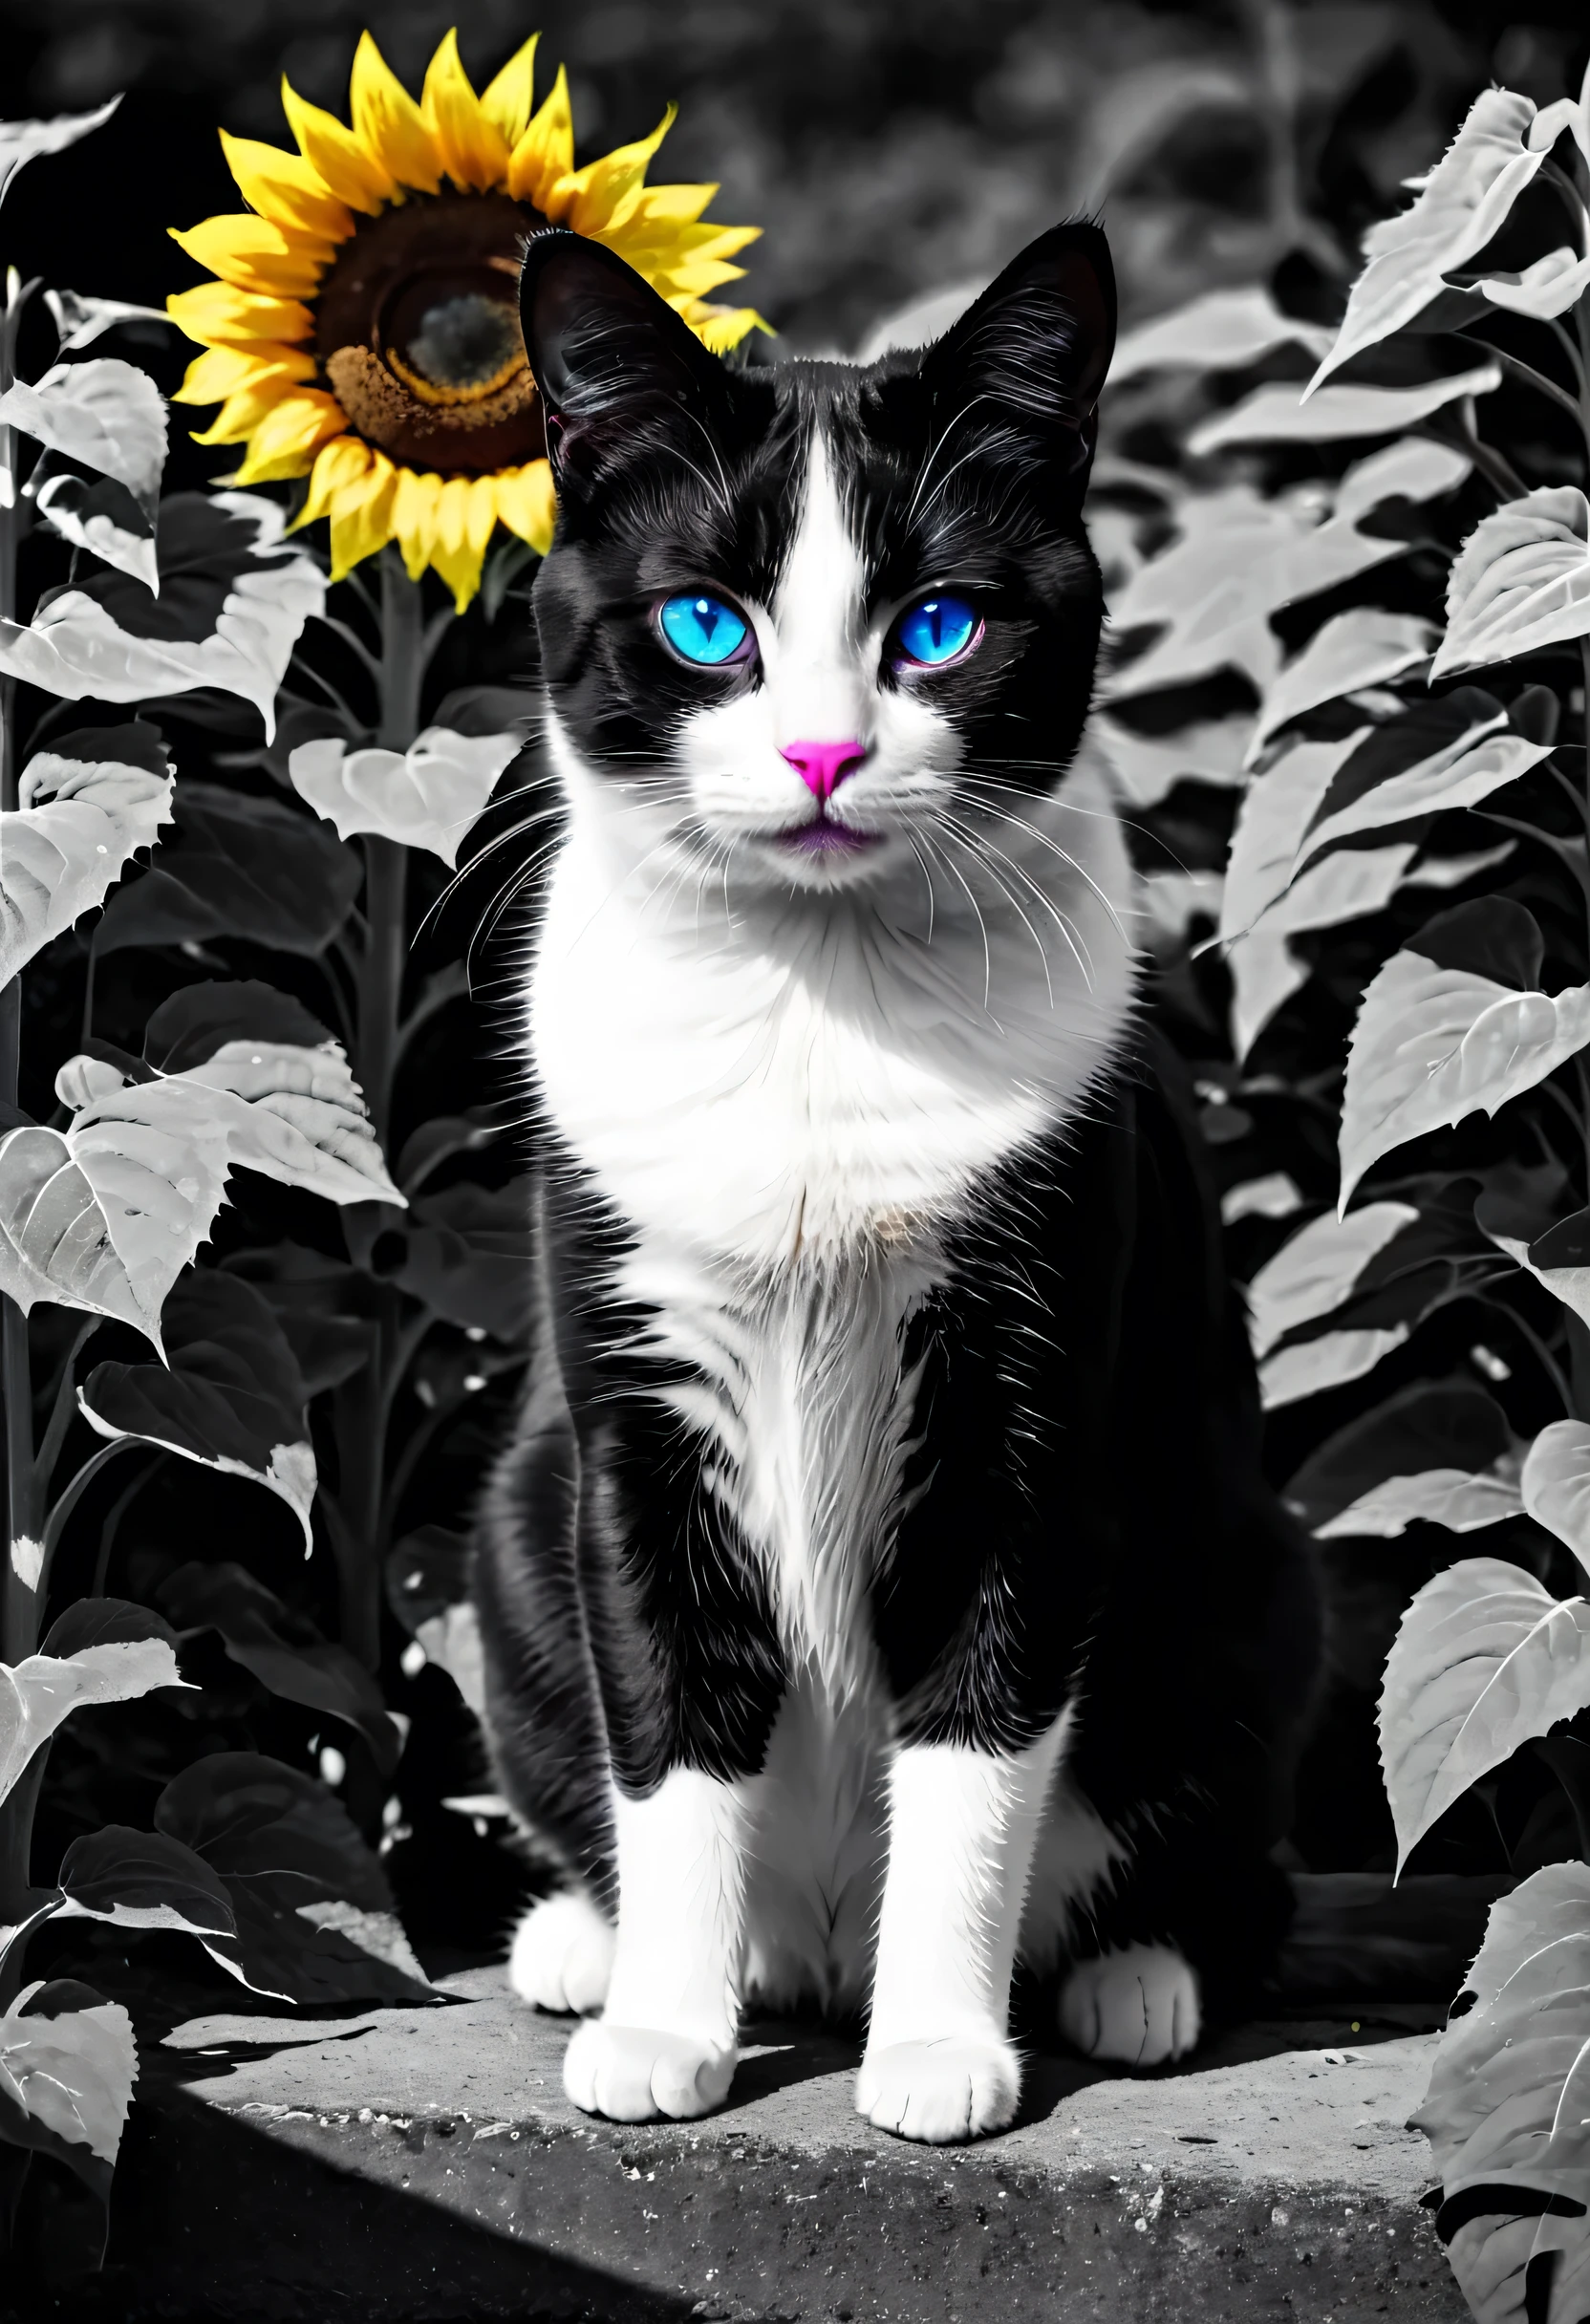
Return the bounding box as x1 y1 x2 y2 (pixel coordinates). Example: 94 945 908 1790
519 221 1114 897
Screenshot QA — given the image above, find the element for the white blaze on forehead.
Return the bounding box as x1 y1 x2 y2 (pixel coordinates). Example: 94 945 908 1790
763 425 870 747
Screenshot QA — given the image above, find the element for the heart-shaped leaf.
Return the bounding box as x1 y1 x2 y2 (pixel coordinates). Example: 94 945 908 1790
288 726 522 866
54 1825 236 1938
1228 841 1418 1060
1414 1862 1590 2324
1297 698 1549 866
1192 363 1500 454
141 979 332 1074
1307 89 1551 386
1246 1202 1420 1359
1341 903 1590 1209
154 1753 434 2005
1521 1422 1590 1582
0 722 173 985
0 1039 401 1349
0 492 323 740
79 1271 315 1551
159 1563 401 1775
1432 486 1590 678
1379 1558 1590 1875
0 1982 136 2212
1221 733 1369 940
95 780 360 958
0 359 166 522
0 1603 187 1807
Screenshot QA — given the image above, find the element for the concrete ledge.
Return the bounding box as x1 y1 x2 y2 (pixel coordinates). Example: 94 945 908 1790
60 1967 1468 2321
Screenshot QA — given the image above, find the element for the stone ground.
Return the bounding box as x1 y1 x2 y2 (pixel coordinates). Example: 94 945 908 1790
52 1966 1468 2322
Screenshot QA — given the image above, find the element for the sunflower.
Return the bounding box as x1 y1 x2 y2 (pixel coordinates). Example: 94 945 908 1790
167 28 765 610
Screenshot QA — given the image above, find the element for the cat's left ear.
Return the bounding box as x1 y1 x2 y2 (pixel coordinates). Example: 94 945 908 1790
919 222 1115 480
519 227 734 491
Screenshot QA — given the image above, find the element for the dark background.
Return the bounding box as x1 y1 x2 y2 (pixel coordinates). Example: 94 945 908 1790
0 0 1582 361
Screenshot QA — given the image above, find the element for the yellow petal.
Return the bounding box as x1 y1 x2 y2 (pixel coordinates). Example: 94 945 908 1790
281 76 395 214
481 34 539 149
170 214 331 298
329 452 399 578
187 367 305 445
506 64 573 208
393 466 442 580
492 460 557 556
291 434 374 528
431 478 489 611
219 130 355 241
421 27 510 192
167 281 314 349
553 106 676 238
690 305 770 355
230 389 347 484
627 182 720 228
351 31 442 195
174 341 316 407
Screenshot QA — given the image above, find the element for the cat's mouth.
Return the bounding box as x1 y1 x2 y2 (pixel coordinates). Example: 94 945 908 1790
771 818 884 859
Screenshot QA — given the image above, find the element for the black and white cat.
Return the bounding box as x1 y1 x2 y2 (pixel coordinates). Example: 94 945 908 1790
474 221 1319 2145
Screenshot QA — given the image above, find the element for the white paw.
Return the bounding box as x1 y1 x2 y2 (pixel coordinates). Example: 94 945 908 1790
507 1892 614 2016
562 2019 737 2122
1058 1943 1200 2067
855 2037 1021 2144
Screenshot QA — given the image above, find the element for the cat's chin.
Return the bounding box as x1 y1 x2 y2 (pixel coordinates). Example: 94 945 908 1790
742 821 894 891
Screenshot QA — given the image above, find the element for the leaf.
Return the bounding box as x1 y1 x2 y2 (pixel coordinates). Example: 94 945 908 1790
1413 1862 1590 2324
0 359 166 522
0 492 324 742
1295 693 1550 866
0 1983 136 2208
288 727 523 867
1103 488 1410 701
1257 1326 1414 1409
0 1603 187 1806
0 1040 400 1349
1220 732 1369 939
1472 245 1590 320
35 471 158 592
1340 902 1590 1209
387 1529 484 1717
141 979 332 1074
95 781 360 957
387 1179 532 1338
0 97 120 204
159 1563 402 1775
45 289 175 354
1286 1382 1521 1539
1094 713 1253 808
1108 285 1331 380
1246 1200 1420 1358
1379 1557 1590 1875
1228 841 1419 1059
154 1753 434 2005
1220 1172 1303 1224
54 1825 237 1939
1333 439 1472 526
1432 487 1590 680
0 722 173 986
1521 1422 1590 1582
1246 610 1437 764
79 1272 315 1552
1192 366 1501 455
1307 89 1551 387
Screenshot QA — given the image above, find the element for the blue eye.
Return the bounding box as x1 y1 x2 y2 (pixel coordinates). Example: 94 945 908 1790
658 592 750 666
895 594 980 667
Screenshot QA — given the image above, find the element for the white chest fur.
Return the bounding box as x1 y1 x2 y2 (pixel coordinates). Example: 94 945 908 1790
527 732 1136 1680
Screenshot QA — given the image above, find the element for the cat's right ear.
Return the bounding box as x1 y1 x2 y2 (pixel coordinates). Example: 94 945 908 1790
519 228 733 491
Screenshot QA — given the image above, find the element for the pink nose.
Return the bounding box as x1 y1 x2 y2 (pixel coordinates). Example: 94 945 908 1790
781 739 867 804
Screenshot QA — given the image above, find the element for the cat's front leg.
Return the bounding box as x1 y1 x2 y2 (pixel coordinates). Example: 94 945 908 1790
562 1766 747 2121
858 1723 1064 2142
